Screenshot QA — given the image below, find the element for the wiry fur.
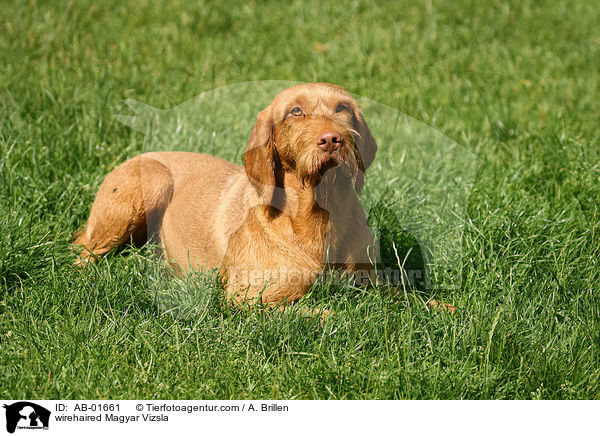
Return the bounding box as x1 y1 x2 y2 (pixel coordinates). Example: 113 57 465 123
73 83 378 306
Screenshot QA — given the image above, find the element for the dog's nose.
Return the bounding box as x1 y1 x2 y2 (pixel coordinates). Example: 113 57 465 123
317 130 343 153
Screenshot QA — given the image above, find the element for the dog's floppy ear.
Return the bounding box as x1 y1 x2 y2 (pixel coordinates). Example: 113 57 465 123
352 105 378 193
244 107 284 210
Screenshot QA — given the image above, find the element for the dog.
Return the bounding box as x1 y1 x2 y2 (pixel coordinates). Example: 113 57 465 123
73 83 378 307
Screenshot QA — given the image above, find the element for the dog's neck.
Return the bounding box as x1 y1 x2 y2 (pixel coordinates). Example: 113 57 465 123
261 170 353 243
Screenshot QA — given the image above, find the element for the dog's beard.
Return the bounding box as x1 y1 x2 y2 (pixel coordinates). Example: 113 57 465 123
296 146 360 209
320 144 358 183
298 150 344 186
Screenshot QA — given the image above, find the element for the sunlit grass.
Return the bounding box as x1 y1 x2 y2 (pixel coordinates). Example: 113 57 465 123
0 0 599 399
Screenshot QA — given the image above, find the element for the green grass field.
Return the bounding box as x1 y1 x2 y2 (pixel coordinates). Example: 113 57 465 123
1 0 599 399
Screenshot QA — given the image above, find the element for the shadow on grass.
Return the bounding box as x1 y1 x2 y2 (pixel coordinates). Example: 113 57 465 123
367 197 430 296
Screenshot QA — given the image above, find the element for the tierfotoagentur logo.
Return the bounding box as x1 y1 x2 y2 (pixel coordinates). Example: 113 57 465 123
2 402 50 433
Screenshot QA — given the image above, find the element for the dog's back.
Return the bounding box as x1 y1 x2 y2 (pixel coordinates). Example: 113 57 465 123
143 152 259 271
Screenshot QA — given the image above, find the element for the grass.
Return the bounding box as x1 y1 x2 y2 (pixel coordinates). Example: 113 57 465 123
1 0 599 399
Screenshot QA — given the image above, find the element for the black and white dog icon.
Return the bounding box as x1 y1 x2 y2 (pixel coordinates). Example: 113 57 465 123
3 402 50 433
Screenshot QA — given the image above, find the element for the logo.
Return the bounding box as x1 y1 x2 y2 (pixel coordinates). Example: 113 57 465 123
3 402 50 434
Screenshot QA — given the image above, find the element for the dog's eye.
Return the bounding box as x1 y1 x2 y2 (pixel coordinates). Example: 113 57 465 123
335 103 350 113
289 107 304 117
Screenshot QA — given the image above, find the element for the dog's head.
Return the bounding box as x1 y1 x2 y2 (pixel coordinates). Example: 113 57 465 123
244 83 377 207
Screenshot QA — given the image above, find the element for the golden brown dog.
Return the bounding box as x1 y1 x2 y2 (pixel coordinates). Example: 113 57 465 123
73 83 378 306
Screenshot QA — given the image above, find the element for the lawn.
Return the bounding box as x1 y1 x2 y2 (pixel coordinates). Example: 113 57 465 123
1 0 599 399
